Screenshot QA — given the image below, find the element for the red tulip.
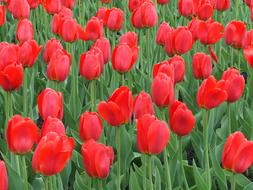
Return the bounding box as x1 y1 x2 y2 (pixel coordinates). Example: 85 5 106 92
19 40 43 68
7 115 39 154
37 88 63 120
133 91 154 119
156 22 173 46
104 7 124 31
79 112 103 142
165 27 193 56
58 17 81 42
197 76 227 109
27 0 42 9
222 68 245 103
214 0 230 11
43 38 63 64
98 86 133 126
168 55 185 83
222 131 253 173
62 0 75 9
0 43 20 67
92 37 111 64
152 73 174 107
128 0 145 12
169 101 195 136
0 5 5 26
100 0 111 3
79 47 104 80
137 114 170 154
208 45 218 63
16 19 34 43
224 21 246 49
244 46 253 67
197 0 213 20
47 49 71 82
32 132 74 176
81 16 103 41
119 31 138 48
244 0 251 6
7 0 30 19
96 7 108 22
0 160 8 190
198 19 224 45
42 0 62 14
153 60 175 83
178 0 195 17
188 18 201 41
192 52 212 79
157 0 169 4
41 117 66 137
82 139 114 178
243 30 253 48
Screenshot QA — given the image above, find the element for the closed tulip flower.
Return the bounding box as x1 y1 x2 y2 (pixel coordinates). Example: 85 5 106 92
41 117 66 137
244 0 251 6
27 0 42 9
152 73 174 107
0 43 20 67
62 0 75 9
79 112 103 142
7 0 30 19
98 86 133 126
178 0 195 17
128 0 145 12
81 17 103 41
0 5 5 26
222 68 245 103
79 47 104 80
198 19 224 45
43 38 63 64
137 114 170 154
168 55 185 83
96 7 108 22
197 0 213 20
104 7 124 31
19 40 43 68
32 132 74 176
101 0 111 3
0 160 8 190
244 46 253 67
133 91 154 119
42 0 62 14
153 61 175 83
119 31 138 48
16 19 34 43
156 22 173 46
92 37 111 64
157 0 169 4
82 139 114 178
214 0 230 11
242 30 253 48
192 52 212 79
222 131 253 173
165 27 193 56
47 49 71 82
58 17 81 42
169 101 195 136
7 115 40 154
38 88 63 120
197 76 227 109
224 21 246 49
188 18 201 41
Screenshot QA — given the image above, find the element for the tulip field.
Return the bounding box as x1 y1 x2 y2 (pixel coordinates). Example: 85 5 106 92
2 0 253 190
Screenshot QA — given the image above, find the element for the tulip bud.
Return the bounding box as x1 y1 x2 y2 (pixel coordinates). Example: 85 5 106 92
79 112 103 142
104 7 124 31
96 7 108 22
42 0 62 14
0 5 6 26
119 31 138 48
214 0 230 11
168 55 185 83
153 60 175 83
81 17 104 41
43 38 63 64
27 0 42 9
59 17 80 42
192 52 212 79
62 0 75 9
188 18 201 41
16 19 34 43
133 91 154 119
41 117 66 137
92 37 111 64
7 0 30 19
156 22 173 46
0 160 8 190
197 0 213 20
178 0 195 17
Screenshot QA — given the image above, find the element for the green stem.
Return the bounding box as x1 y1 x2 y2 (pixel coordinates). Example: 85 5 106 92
163 148 172 190
228 103 231 134
88 177 92 190
53 175 58 189
121 73 125 86
179 138 189 190
21 156 28 190
90 80 96 111
231 174 236 190
98 179 103 190
143 154 147 190
116 127 121 190
203 109 211 190
149 156 154 190
23 68 28 116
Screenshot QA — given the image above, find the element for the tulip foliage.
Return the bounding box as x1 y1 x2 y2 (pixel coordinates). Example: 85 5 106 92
1 0 253 190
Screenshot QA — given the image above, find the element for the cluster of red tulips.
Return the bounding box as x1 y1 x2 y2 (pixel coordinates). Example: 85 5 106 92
1 0 253 189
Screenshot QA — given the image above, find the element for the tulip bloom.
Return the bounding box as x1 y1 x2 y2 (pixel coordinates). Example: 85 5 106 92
7 0 30 19
7 115 40 154
188 18 201 41
192 52 212 79
0 5 5 26
165 27 193 56
197 76 227 109
197 0 213 20
156 22 173 46
214 0 230 11
96 7 108 22
222 131 253 173
43 38 63 63
42 0 62 14
168 55 185 83
62 0 75 9
41 117 66 137
81 17 103 41
47 49 71 82
137 114 170 154
222 68 245 103
169 101 195 136
79 47 104 80
27 0 42 9
79 112 103 142
153 60 175 82
98 86 133 126
32 132 74 176
133 91 154 119
104 8 124 31
119 31 138 48
244 46 253 67
37 88 63 120
16 19 34 43
157 0 169 4
19 40 43 68
198 19 224 45
100 0 111 3
152 73 174 107
82 139 114 178
92 37 111 64
0 160 8 190
224 21 246 49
